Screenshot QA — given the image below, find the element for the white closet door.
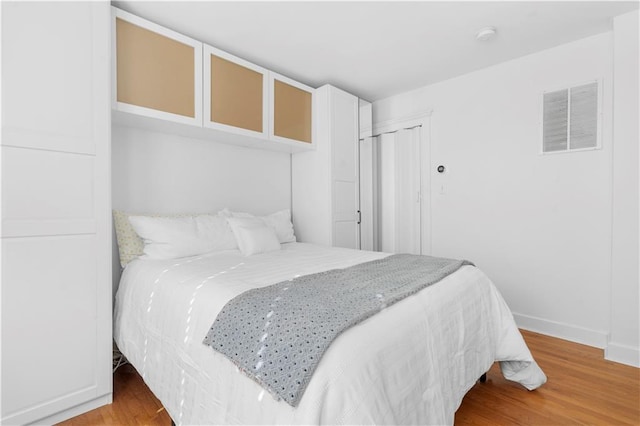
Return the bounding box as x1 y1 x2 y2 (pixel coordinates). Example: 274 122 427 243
377 128 421 254
1 3 112 424
394 128 421 254
378 133 397 252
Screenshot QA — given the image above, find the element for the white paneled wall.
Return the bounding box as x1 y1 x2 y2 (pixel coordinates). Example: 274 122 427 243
1 2 112 424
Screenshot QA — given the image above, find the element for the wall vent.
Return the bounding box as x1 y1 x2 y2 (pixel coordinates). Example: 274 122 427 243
542 81 599 153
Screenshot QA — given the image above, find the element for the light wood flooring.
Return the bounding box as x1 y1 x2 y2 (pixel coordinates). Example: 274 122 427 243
58 330 639 425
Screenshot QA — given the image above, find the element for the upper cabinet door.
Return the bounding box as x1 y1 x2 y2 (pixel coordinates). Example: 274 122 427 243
112 8 202 126
204 45 269 138
270 73 314 146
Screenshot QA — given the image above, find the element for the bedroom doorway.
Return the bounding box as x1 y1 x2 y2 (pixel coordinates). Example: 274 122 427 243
359 113 431 255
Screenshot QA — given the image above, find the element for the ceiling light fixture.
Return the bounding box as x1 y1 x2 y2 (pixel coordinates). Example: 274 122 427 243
475 26 497 41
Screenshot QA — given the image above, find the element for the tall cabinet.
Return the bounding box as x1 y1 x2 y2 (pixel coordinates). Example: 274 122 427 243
1 2 112 424
292 85 360 249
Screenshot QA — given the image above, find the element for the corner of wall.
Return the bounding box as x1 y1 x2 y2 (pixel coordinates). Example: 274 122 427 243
609 9 640 368
605 342 640 368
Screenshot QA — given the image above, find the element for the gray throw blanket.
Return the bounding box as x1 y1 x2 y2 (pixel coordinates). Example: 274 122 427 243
202 253 473 406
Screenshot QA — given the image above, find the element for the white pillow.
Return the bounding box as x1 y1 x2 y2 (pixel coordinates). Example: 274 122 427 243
128 215 237 259
227 217 281 256
262 209 296 243
219 208 296 243
195 214 238 250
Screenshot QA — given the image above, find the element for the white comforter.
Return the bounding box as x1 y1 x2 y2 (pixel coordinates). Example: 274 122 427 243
114 243 546 425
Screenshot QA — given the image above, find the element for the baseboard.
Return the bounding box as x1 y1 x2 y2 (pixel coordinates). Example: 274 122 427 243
26 393 112 426
513 312 608 349
605 342 640 367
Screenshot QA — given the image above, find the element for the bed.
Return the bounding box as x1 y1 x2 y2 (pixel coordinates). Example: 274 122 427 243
113 241 546 425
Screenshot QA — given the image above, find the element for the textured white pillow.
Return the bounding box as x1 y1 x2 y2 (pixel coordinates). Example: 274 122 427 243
219 208 296 243
227 217 281 256
262 209 296 243
195 215 238 250
128 215 237 260
113 210 196 266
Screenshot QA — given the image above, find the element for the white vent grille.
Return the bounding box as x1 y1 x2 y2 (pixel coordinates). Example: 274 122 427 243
543 89 569 152
542 81 599 153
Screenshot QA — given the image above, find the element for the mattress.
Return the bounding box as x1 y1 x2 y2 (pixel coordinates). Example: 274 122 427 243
114 242 546 425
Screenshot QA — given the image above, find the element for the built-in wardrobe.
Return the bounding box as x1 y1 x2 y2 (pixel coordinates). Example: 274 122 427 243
1 3 112 424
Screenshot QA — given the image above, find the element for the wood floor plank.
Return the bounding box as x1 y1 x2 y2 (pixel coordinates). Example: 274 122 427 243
455 330 640 425
57 330 639 425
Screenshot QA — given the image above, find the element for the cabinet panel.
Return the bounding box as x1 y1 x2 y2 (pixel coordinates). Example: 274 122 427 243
1 2 94 154
2 147 94 233
334 221 359 249
331 90 359 182
1 236 98 418
116 18 194 117
330 88 359 249
359 137 377 251
272 75 313 144
204 46 268 137
113 8 202 125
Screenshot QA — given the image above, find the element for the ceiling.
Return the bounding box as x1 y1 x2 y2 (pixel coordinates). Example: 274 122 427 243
113 1 638 102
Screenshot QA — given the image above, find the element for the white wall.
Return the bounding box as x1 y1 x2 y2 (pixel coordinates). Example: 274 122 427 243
374 33 616 350
609 10 639 367
112 126 291 214
111 125 292 290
